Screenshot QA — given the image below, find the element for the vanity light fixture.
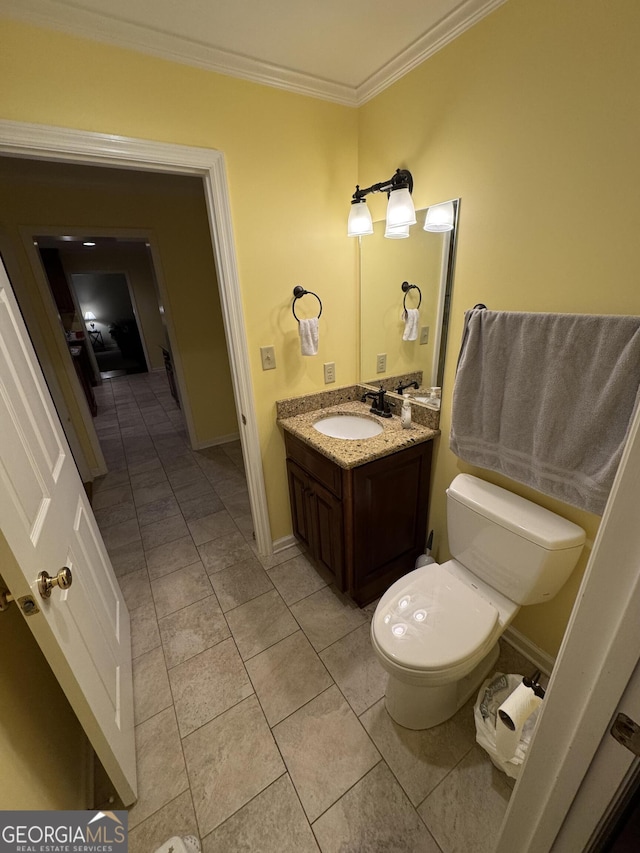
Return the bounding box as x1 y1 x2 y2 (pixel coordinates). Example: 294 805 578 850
424 200 455 232
347 199 374 237
384 222 411 239
348 168 416 238
84 311 96 330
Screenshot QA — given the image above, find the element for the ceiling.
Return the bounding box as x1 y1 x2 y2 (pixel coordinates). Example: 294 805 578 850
3 0 508 105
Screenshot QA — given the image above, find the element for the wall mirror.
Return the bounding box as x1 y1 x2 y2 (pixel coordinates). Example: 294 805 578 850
359 199 460 392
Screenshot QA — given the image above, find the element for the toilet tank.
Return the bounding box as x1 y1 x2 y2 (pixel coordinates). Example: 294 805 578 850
446 474 586 606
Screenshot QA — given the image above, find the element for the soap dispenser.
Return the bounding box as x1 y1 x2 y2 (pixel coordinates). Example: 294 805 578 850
401 394 412 429
425 387 441 410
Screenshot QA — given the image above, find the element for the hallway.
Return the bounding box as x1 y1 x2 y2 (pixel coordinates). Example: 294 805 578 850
91 372 520 853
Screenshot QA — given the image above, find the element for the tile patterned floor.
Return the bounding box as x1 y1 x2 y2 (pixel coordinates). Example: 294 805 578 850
92 372 526 853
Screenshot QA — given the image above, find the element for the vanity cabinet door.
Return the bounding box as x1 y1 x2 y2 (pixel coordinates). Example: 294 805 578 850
286 458 345 590
351 441 432 605
286 459 313 551
308 478 345 591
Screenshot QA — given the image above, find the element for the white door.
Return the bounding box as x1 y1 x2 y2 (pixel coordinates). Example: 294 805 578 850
496 386 640 851
0 257 136 804
553 661 640 850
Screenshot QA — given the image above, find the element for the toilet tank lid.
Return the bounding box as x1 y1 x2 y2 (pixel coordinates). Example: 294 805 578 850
447 474 586 550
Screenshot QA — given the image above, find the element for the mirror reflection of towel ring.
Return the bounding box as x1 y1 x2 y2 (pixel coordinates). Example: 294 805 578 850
292 286 323 322
401 281 422 318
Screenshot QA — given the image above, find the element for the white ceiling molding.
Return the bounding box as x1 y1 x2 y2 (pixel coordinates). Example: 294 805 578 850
2 0 507 107
0 0 358 105
356 0 509 104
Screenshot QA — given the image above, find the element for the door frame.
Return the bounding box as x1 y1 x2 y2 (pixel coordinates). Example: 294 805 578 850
0 119 271 556
0 229 97 482
496 395 640 851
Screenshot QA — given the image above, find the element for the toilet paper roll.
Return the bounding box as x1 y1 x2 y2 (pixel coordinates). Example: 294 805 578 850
495 683 543 762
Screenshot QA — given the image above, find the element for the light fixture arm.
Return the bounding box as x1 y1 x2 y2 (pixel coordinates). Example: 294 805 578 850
351 168 413 204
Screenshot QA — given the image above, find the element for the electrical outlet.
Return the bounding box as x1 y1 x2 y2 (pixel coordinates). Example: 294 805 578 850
324 362 336 384
420 326 429 345
376 353 387 373
260 345 276 370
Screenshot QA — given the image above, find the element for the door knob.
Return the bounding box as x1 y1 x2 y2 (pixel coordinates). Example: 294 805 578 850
37 567 73 599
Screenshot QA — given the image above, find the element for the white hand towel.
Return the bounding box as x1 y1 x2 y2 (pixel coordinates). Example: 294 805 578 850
299 317 319 356
402 308 419 341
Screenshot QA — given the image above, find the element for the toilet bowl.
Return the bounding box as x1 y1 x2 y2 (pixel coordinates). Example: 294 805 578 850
371 474 585 730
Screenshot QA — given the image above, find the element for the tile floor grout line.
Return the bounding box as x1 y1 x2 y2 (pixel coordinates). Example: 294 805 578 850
413 740 478 814
197 771 291 847
308 757 386 828
263 672 337 732
160 599 231 672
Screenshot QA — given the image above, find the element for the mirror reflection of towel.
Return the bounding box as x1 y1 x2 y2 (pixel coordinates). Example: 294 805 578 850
299 318 319 355
403 308 419 341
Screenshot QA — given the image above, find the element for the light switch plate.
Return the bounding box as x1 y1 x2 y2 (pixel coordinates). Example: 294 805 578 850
376 353 387 373
420 326 429 345
324 362 335 384
260 345 276 370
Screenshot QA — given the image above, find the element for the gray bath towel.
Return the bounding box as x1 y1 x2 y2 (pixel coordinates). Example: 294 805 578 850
450 309 640 515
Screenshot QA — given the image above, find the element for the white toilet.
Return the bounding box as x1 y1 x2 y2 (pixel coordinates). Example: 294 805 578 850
371 473 586 730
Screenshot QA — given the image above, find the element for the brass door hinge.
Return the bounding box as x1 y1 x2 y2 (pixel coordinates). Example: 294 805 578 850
611 713 640 757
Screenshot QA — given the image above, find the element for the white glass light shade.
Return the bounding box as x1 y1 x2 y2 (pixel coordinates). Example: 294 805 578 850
347 200 373 236
386 187 416 228
384 221 410 239
84 311 96 321
424 201 455 232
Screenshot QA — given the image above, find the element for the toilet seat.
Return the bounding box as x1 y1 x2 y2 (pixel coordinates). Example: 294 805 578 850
372 563 498 672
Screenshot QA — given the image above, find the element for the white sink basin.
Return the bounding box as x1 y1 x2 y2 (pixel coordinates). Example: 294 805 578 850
313 414 383 440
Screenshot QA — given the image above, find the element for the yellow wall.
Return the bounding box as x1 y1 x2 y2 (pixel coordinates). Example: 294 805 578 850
359 0 640 655
0 554 89 809
0 18 359 539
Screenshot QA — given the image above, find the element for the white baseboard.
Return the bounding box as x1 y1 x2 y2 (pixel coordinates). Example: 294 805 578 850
90 464 108 479
192 432 240 450
503 626 555 676
272 534 298 553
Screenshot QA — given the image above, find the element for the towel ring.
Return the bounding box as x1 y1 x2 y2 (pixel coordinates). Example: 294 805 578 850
401 281 422 317
292 286 323 322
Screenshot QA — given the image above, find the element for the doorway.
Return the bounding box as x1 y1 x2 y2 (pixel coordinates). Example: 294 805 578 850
0 129 270 557
72 272 148 378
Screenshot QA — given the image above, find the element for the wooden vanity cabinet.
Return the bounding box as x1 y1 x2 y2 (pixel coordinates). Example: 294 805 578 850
285 432 433 606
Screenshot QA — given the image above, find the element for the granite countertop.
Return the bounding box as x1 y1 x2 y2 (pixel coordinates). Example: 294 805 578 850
277 398 439 469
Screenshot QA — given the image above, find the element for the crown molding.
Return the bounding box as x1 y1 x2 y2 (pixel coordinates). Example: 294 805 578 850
1 0 358 106
356 0 509 104
2 0 507 107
